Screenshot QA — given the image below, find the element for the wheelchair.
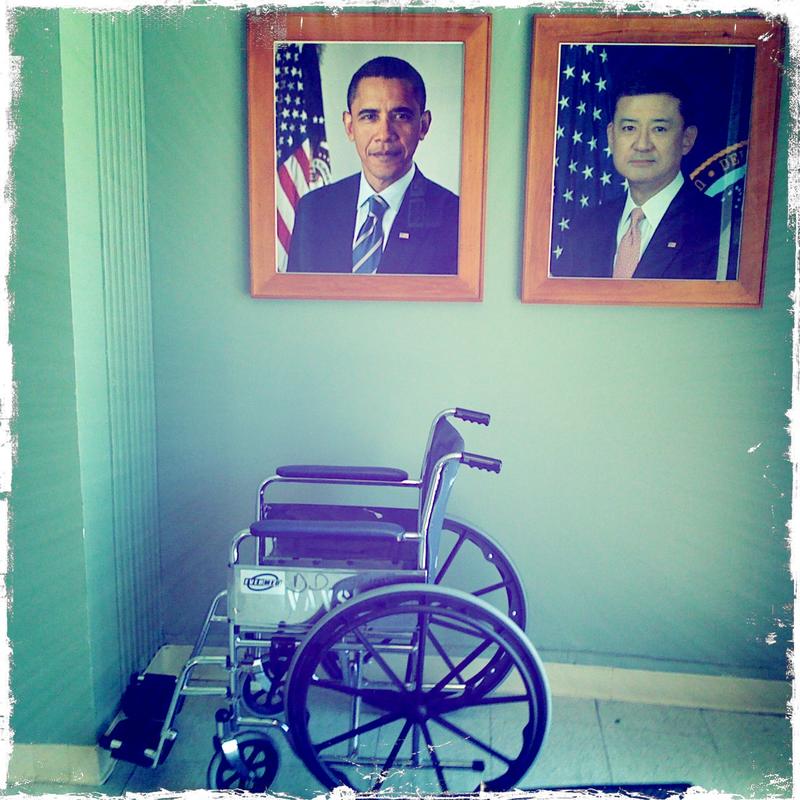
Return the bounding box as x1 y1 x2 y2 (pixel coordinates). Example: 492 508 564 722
99 408 550 795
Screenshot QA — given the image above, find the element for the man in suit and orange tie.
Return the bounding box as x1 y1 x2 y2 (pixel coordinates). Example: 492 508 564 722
287 56 459 275
551 72 722 280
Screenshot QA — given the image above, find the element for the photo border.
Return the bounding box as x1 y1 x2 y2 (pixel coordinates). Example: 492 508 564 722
521 15 784 307
247 12 491 302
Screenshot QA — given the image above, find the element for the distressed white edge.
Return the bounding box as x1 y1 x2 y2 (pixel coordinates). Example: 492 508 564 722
0 0 796 797
1 0 14 791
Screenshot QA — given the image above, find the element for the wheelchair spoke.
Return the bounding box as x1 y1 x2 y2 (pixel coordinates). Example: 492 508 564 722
353 626 407 692
433 691 536 725
473 578 512 598
426 627 461 683
420 720 449 792
433 530 466 584
428 636 493 696
314 710 403 752
373 718 413 792
311 677 404 711
429 615 488 638
470 692 534 706
436 521 529 639
311 676 361 697
404 627 421 684
414 611 429 692
432 714 511 764
440 692 535 713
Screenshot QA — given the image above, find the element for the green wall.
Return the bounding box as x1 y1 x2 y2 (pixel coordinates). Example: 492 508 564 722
143 8 792 680
8 9 160 747
9 10 100 744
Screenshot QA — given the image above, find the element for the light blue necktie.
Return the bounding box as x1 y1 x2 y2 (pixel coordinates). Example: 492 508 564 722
352 195 389 274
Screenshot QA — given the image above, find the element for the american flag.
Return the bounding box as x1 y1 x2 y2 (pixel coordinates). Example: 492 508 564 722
274 43 331 271
550 44 620 268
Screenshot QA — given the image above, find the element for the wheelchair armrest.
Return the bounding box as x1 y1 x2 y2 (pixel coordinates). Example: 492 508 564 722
275 465 410 483
250 518 406 542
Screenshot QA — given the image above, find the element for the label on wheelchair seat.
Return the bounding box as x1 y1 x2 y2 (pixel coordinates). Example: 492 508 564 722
230 565 421 628
232 566 356 627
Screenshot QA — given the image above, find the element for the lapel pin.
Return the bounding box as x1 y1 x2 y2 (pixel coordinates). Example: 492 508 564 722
667 241 678 248
399 232 410 239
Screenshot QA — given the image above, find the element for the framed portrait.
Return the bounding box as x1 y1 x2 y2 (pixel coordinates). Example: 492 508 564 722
521 16 784 307
247 12 490 301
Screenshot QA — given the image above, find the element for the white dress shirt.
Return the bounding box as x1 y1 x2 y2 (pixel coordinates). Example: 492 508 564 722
353 164 417 250
615 172 684 259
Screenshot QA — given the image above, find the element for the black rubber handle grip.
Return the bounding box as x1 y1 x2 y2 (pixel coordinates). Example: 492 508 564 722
454 408 490 426
461 452 502 473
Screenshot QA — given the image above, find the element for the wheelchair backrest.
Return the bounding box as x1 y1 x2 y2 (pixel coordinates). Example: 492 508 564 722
419 417 464 574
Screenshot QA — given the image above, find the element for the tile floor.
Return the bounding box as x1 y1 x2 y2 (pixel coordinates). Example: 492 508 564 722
3 694 792 798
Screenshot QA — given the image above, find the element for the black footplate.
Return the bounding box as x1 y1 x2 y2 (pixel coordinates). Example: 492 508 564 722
99 716 176 767
98 672 180 767
121 672 178 720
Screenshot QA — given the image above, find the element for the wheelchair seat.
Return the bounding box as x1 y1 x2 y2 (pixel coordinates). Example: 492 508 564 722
249 517 416 569
257 407 490 523
251 413 489 579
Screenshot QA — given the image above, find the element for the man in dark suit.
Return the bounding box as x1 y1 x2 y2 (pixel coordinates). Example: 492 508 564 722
551 73 721 280
287 57 458 275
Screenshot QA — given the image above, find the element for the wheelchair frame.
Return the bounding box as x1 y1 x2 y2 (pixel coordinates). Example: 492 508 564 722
99 409 550 794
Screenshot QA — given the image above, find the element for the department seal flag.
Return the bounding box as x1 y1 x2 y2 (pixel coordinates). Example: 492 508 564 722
274 43 331 272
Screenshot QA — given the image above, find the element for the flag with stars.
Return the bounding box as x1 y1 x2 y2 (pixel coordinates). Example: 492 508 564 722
550 44 621 269
275 43 330 272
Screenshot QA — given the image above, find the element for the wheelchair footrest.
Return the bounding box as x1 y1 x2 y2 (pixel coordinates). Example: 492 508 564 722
121 672 178 721
99 717 176 768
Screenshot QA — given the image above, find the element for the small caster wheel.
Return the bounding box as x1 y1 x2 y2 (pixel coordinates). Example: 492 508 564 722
206 734 279 791
241 672 284 716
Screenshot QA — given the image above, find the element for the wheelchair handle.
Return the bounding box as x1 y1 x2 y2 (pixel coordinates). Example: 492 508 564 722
454 408 491 426
461 452 502 473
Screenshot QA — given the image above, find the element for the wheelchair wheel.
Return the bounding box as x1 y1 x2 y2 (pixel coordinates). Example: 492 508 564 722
241 654 343 716
241 671 284 716
285 584 549 794
436 518 527 630
433 519 528 695
206 734 279 791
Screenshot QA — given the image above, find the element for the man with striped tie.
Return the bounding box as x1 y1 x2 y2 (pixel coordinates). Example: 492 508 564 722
287 57 459 275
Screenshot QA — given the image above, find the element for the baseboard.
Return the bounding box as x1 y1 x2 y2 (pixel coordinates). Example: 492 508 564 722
544 662 789 714
7 743 114 786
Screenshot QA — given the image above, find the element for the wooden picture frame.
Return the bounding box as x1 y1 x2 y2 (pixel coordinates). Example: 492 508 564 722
521 15 784 307
247 12 491 301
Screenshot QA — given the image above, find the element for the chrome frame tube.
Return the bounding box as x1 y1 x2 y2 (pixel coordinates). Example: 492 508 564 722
147 654 229 766
229 528 254 565
347 649 363 757
190 589 228 660
417 452 463 572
